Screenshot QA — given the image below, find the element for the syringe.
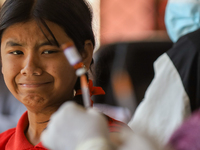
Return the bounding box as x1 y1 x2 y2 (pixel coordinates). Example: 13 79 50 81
61 42 91 108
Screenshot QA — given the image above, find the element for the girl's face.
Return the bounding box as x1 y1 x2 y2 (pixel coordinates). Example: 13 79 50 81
1 20 78 113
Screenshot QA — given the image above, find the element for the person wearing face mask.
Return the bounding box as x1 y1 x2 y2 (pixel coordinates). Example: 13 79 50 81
165 0 200 43
128 0 200 148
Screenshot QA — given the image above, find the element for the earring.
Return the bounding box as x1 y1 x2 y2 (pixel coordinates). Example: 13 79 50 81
73 89 76 97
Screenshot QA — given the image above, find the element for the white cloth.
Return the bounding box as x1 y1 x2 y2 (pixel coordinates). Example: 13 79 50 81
118 128 164 150
128 54 191 147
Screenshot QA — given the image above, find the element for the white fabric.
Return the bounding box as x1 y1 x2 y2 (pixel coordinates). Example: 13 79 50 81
128 53 191 147
76 137 112 150
118 128 162 150
41 101 111 150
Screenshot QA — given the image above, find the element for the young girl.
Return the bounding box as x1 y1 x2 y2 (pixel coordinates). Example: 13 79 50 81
0 0 129 149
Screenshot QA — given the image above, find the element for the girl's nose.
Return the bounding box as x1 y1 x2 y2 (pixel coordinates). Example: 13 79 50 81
20 55 43 76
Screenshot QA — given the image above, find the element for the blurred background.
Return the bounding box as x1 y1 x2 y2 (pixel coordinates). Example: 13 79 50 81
87 0 170 51
86 0 172 123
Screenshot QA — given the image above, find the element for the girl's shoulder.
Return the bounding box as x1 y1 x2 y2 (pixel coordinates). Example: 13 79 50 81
0 128 16 148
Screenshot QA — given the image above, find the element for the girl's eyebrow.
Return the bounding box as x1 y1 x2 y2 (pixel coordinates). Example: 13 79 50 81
5 41 22 48
39 40 58 47
4 39 59 49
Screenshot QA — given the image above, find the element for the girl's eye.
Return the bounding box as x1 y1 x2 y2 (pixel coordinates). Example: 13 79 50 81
42 50 58 54
10 50 23 55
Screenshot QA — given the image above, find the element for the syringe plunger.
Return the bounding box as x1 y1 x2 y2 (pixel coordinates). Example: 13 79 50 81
61 42 87 76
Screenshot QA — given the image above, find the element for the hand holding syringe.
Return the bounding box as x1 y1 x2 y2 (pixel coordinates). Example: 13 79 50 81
61 42 91 108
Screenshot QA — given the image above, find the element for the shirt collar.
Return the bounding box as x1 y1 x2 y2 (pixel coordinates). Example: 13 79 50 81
8 111 47 150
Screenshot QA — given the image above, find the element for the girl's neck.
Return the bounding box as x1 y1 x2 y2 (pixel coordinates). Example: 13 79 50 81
25 110 53 146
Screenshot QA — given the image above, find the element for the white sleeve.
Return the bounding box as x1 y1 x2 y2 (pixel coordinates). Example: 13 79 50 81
128 53 191 146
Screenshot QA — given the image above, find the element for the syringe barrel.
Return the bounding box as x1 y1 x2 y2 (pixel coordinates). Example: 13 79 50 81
64 46 82 66
61 42 87 76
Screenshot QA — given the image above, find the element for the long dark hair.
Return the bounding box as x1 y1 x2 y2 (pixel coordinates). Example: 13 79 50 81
0 0 95 105
0 0 95 50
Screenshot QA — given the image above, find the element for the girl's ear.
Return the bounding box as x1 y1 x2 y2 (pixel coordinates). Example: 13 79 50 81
82 40 94 70
0 55 2 74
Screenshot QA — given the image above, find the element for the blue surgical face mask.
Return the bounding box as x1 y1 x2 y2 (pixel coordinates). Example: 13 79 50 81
165 0 200 43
